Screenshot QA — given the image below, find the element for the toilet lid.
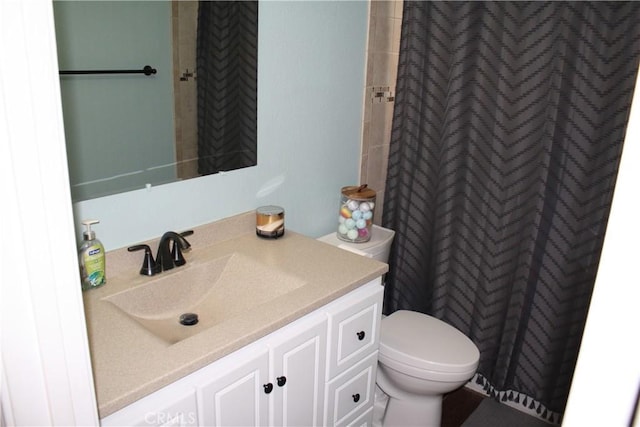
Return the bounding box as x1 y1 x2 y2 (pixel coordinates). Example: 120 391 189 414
380 310 480 374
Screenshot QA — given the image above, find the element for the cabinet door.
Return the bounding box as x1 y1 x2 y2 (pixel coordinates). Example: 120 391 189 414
198 347 269 427
270 314 327 426
101 388 197 426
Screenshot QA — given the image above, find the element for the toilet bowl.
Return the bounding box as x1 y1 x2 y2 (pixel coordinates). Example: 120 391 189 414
318 225 480 426
377 310 479 426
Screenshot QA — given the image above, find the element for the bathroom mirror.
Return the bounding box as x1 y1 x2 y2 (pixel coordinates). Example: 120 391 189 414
53 1 258 202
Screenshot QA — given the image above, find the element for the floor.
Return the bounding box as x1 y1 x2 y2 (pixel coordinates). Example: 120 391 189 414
442 387 551 427
441 387 486 427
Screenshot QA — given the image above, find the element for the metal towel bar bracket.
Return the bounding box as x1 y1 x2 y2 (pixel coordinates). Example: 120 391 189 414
59 65 157 76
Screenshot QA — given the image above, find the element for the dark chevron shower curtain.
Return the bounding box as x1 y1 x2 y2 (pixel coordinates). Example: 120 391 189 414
197 1 258 175
382 2 640 423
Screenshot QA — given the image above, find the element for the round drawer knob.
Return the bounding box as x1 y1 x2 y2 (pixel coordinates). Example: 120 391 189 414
356 331 365 341
352 393 360 403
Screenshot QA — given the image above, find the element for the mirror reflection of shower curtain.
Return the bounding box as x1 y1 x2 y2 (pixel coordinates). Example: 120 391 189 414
196 1 258 175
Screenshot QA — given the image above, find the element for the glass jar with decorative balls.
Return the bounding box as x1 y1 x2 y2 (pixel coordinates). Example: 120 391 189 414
337 184 376 243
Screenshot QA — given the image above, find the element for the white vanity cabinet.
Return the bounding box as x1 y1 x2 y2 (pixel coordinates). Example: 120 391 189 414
198 313 327 427
100 278 383 427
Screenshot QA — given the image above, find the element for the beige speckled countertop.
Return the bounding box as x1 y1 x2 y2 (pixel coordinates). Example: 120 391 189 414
82 212 388 418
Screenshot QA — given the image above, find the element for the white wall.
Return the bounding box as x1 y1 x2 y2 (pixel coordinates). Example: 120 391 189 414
1 1 98 425
73 1 370 251
562 74 640 425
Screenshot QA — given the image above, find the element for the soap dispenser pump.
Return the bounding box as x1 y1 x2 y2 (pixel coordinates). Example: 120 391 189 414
79 219 106 290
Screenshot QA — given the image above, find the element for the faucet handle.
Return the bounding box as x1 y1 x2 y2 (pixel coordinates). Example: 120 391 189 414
171 230 193 267
179 230 194 238
128 244 162 276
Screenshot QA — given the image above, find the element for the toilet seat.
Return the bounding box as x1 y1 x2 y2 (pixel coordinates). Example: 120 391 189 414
379 310 479 376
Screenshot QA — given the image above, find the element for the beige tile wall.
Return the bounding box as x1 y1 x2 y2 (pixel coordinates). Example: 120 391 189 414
172 1 200 180
361 0 403 224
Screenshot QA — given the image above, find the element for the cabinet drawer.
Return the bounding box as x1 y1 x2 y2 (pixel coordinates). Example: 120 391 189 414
344 406 373 427
326 279 383 379
325 352 378 427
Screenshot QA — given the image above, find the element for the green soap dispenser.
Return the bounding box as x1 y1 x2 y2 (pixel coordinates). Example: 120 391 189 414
79 219 106 290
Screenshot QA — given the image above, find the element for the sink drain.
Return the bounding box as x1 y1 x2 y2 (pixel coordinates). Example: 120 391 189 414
179 312 199 326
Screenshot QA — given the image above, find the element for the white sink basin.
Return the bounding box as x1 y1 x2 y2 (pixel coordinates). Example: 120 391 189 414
105 252 306 344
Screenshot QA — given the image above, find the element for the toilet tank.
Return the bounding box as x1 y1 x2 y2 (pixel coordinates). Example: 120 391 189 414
318 225 395 263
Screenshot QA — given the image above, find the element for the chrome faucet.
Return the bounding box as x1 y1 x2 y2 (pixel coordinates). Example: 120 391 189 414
156 231 192 272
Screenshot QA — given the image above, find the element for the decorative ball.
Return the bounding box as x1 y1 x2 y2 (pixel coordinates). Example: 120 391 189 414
347 229 358 240
345 218 356 229
351 210 363 220
338 224 348 235
338 215 346 224
362 210 373 220
358 227 369 237
340 207 352 218
356 219 366 229
359 202 371 212
347 200 360 211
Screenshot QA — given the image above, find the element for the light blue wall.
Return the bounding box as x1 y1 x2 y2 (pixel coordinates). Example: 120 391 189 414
73 1 369 250
54 1 175 201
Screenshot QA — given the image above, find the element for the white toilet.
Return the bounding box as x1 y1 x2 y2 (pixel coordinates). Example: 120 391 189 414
319 225 480 427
